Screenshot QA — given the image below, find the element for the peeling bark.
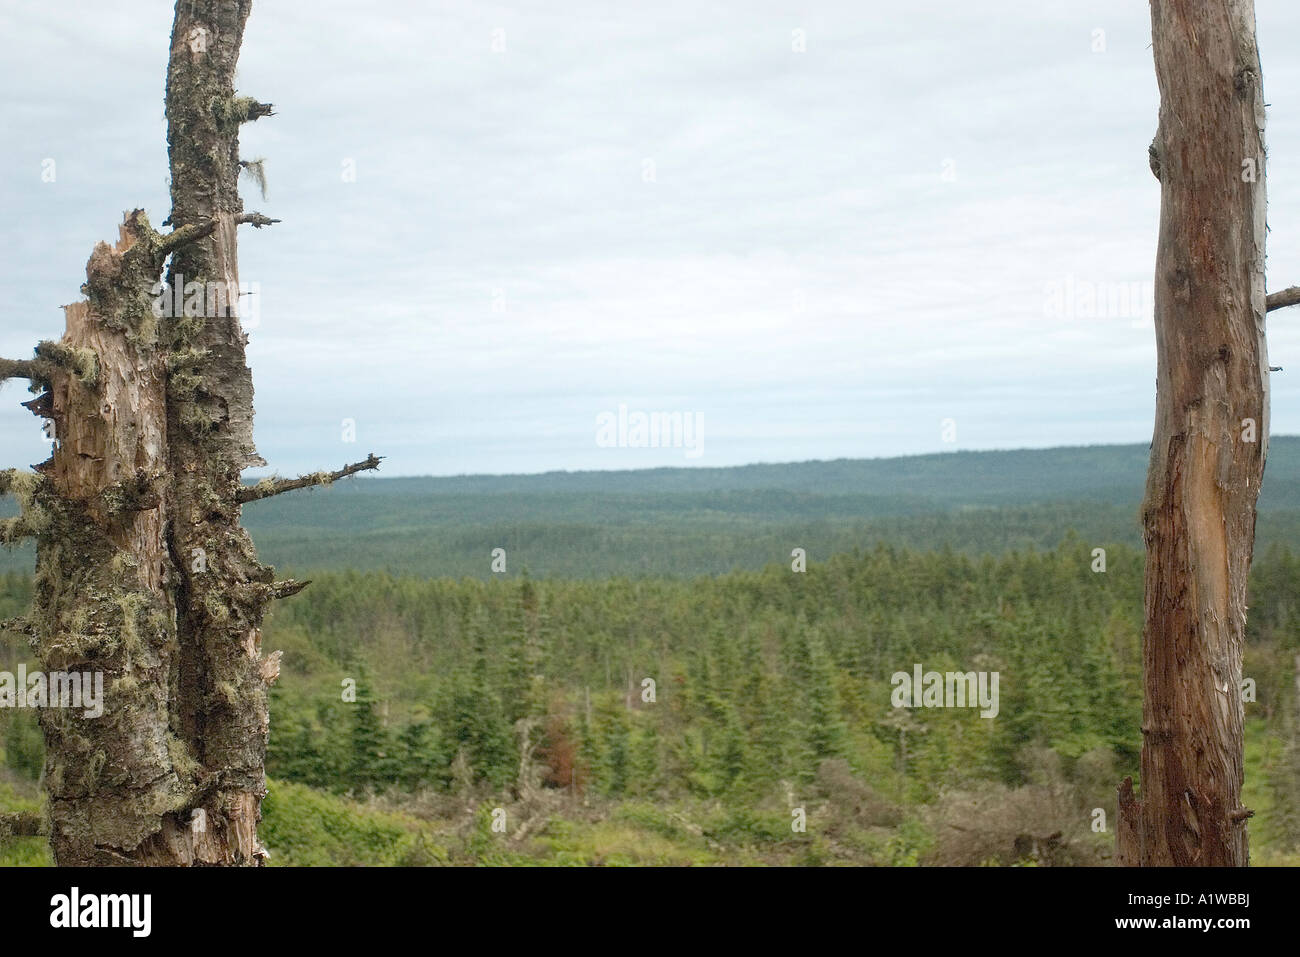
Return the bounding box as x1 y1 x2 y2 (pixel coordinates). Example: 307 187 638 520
35 213 188 865
159 0 275 867
1118 0 1268 867
1 0 380 865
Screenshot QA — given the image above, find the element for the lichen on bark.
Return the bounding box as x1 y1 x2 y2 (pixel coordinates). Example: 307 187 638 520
0 2 295 866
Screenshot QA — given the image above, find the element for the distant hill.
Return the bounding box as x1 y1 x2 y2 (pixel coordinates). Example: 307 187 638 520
4 439 1300 578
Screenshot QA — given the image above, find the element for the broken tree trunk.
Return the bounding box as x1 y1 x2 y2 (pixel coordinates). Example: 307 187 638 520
152 0 275 865
0 0 380 865
27 214 184 865
1118 0 1269 867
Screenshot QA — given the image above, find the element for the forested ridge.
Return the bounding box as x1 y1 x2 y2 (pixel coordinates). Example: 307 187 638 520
3 534 1297 865
7 440 1300 580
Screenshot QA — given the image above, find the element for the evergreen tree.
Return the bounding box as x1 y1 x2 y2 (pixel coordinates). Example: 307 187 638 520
348 666 393 793
714 703 749 793
628 719 663 797
597 702 631 797
804 634 848 763
503 575 547 725
396 720 448 792
443 621 515 791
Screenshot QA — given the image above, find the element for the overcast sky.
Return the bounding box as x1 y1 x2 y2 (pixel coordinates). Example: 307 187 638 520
3 0 1299 477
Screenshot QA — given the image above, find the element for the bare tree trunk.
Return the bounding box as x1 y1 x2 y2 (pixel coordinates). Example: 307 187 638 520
1118 0 1268 867
150 0 275 866
0 0 379 866
20 215 183 865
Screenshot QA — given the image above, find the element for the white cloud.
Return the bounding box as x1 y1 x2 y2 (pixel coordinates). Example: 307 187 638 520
3 0 1300 476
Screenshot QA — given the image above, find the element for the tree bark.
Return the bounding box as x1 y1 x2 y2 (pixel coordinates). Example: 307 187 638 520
33 214 185 865
1 0 379 865
151 0 274 866
1118 0 1268 867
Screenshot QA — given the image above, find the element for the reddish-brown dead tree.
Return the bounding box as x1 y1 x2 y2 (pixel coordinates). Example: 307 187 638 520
1118 0 1299 866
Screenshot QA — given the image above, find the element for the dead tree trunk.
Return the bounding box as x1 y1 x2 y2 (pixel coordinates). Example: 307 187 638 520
148 0 276 866
0 0 379 865
1117 0 1271 867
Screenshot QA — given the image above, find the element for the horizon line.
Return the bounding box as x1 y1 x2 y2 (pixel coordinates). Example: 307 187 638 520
276 435 1300 483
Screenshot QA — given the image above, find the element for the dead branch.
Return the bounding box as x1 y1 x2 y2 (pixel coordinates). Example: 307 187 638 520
237 453 383 504
1267 286 1300 311
666 810 726 852
158 212 281 258
0 517 40 546
2 344 95 389
236 98 275 122
34 340 98 384
270 579 311 600
0 358 39 384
